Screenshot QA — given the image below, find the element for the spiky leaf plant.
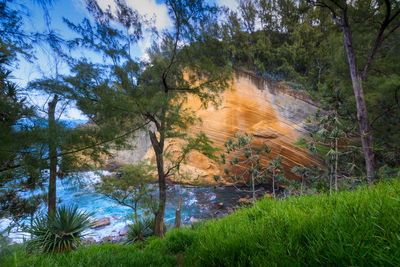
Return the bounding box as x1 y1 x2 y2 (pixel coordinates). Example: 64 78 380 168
125 217 167 245
125 218 153 245
27 206 93 253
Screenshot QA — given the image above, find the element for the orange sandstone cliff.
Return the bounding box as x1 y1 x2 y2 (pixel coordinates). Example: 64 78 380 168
111 71 320 185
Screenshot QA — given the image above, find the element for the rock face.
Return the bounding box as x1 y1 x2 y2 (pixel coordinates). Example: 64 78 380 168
109 70 320 184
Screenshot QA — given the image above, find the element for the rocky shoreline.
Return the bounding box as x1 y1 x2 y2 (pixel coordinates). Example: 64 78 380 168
84 183 276 244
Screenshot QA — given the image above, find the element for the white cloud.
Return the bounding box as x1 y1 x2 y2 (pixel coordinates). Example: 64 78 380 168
95 0 172 61
216 0 239 11
96 0 172 32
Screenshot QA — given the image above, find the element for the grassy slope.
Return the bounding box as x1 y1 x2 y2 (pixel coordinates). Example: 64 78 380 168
4 179 400 267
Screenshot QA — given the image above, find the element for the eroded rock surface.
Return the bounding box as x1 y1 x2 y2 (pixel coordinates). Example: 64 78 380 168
109 70 320 184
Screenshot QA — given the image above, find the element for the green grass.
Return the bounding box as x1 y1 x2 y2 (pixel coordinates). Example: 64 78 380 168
3 179 400 266
4 243 177 267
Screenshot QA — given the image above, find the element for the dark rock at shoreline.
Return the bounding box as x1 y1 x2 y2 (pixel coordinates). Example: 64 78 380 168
119 226 130 236
101 236 114 243
238 198 252 204
84 237 96 244
190 216 200 223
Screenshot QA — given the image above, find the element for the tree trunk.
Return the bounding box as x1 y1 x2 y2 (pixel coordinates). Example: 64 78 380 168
272 170 276 200
134 202 138 224
174 195 183 228
154 152 166 237
47 95 58 215
251 174 255 203
341 22 375 183
335 137 338 191
329 164 333 195
149 130 166 238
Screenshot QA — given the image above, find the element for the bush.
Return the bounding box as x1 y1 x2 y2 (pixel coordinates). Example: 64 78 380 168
0 234 25 267
27 205 93 253
126 217 167 244
165 228 196 254
126 218 154 244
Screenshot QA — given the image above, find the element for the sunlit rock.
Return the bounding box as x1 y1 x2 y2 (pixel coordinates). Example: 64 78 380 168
110 70 320 184
91 217 111 229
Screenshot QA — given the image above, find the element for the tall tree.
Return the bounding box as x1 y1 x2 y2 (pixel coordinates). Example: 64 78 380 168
0 0 52 223
308 0 400 182
64 0 231 237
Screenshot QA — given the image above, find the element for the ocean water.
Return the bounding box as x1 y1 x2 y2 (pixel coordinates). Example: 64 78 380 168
1 172 246 242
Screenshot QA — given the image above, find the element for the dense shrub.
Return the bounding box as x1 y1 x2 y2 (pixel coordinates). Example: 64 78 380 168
27 205 93 253
126 217 167 244
126 218 154 244
164 228 196 254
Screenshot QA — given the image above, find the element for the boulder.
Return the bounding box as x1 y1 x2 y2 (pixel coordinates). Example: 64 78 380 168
238 198 252 204
113 236 124 243
85 237 96 244
101 236 114 243
119 226 130 236
91 217 111 229
189 216 200 223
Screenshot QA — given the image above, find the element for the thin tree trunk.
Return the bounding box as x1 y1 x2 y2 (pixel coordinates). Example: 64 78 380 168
272 170 276 200
301 174 304 194
174 195 183 228
47 95 58 215
341 22 375 183
134 202 138 224
150 130 166 238
251 173 256 203
154 154 166 237
335 137 338 191
330 172 333 195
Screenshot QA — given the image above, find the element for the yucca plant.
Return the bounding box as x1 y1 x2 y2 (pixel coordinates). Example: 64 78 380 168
125 217 167 244
27 205 93 253
125 218 153 245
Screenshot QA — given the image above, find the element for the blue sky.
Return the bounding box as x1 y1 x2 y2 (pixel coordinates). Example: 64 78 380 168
12 0 238 120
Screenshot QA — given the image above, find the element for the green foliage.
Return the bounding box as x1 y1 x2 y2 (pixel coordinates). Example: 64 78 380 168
222 0 400 170
293 89 365 193
95 161 155 223
221 0 335 89
164 228 195 254
0 239 25 267
27 205 93 254
126 217 154 245
63 0 233 235
16 243 177 267
183 179 400 266
126 217 167 245
222 132 284 200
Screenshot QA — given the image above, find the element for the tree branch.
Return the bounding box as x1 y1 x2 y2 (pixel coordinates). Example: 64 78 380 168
362 0 399 80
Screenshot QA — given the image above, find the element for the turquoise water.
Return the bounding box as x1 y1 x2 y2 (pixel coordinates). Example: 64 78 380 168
2 172 246 242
